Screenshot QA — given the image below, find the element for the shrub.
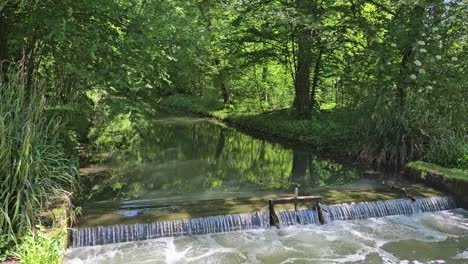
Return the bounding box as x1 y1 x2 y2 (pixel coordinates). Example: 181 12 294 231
13 226 66 264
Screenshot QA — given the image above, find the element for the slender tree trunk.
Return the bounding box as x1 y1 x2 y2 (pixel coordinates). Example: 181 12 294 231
310 46 324 109
397 47 412 111
0 12 8 70
214 58 231 104
262 64 268 102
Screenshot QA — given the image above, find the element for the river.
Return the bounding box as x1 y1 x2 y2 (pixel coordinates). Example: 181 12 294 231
66 113 468 263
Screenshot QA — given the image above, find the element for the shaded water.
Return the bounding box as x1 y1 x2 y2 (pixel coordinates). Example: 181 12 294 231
66 209 468 264
78 113 443 227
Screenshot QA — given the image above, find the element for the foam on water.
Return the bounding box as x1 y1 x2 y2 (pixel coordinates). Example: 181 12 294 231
65 209 468 264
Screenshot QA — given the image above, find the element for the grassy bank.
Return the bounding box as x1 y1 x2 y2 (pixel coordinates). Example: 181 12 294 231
161 94 467 171
407 161 468 182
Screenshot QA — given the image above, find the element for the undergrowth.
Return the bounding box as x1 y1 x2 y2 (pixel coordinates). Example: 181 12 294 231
0 63 78 258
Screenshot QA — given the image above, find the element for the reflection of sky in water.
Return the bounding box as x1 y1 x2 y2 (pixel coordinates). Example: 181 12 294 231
117 210 144 217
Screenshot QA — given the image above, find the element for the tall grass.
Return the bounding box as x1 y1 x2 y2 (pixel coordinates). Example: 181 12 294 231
0 63 78 257
357 104 467 169
357 109 428 168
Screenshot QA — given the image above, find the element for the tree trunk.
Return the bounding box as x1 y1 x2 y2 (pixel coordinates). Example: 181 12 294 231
262 64 268 102
293 0 314 116
0 12 8 69
310 46 324 109
219 75 230 104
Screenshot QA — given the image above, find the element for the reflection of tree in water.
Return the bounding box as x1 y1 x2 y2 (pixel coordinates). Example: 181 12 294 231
82 116 359 203
290 150 360 190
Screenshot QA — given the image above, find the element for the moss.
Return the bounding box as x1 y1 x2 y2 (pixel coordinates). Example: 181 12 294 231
407 161 468 182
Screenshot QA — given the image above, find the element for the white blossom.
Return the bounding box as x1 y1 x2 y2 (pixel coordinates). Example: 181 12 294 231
419 69 426 74
391 43 397 47
414 60 422 66
452 57 458 61
417 41 425 45
420 48 427 53
436 55 442 60
427 85 433 90
433 27 439 31
410 74 417 80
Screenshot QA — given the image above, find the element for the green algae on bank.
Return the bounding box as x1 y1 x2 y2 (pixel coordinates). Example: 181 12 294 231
406 161 468 208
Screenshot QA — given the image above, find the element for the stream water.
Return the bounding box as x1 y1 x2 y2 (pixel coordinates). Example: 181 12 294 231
66 209 468 263
69 113 468 263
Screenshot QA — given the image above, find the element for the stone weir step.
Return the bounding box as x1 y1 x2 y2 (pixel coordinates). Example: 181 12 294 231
70 196 456 248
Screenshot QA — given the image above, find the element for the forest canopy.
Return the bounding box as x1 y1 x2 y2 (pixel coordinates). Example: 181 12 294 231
1 0 466 165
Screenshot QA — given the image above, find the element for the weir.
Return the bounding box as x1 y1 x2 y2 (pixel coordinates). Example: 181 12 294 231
70 196 457 248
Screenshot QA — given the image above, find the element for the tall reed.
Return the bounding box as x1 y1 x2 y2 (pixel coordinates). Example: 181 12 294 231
0 63 77 256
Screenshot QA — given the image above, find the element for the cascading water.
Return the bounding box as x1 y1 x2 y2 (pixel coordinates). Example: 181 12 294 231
71 211 270 248
277 208 320 226
322 196 457 223
71 196 457 248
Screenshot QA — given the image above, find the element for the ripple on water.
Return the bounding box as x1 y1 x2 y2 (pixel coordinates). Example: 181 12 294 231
65 209 468 264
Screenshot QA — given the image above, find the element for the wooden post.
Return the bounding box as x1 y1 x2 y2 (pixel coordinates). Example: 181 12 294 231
294 188 299 223
316 202 324 225
269 199 279 228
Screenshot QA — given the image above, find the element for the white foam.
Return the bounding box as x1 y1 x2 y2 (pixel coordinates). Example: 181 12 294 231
64 210 468 264
453 250 468 259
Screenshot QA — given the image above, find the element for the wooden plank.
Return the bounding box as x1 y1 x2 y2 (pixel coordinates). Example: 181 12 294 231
270 196 321 205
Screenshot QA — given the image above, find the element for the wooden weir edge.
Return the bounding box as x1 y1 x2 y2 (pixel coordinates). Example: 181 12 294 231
268 196 324 228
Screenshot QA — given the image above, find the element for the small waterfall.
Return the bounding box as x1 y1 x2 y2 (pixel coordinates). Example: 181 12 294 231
71 211 269 247
277 209 320 226
322 196 456 223
71 196 457 248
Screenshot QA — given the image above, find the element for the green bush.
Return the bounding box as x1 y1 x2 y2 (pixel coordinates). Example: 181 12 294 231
13 226 66 264
0 64 78 257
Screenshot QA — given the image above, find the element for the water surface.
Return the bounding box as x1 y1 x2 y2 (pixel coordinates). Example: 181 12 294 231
78 113 444 227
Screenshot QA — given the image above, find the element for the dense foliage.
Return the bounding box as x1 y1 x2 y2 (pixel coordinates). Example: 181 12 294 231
0 0 466 260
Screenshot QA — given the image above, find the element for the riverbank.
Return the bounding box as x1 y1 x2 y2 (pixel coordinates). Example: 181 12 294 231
406 161 468 207
161 95 468 202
